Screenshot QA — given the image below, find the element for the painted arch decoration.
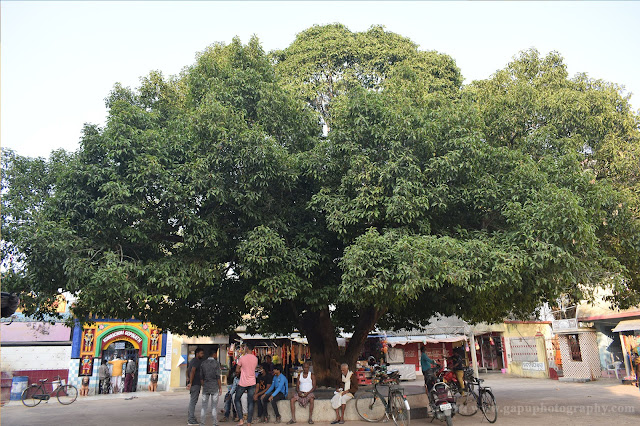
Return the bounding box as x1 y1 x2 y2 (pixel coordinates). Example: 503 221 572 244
91 322 153 357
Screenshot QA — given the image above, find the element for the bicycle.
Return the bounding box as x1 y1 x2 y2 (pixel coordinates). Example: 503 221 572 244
355 369 410 426
21 375 78 407
456 373 497 423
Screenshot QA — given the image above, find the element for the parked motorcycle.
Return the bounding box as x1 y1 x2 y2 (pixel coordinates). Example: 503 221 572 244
426 365 457 426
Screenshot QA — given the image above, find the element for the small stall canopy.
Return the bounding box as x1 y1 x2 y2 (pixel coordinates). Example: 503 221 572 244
612 320 640 333
386 334 467 346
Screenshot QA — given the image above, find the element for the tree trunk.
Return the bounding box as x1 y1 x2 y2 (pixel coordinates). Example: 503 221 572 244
301 308 341 387
344 307 387 368
300 306 387 387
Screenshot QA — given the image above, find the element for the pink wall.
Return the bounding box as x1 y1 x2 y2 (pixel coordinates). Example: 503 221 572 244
1 322 71 342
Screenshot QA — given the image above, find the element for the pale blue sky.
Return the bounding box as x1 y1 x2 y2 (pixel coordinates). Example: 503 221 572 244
2 1 639 158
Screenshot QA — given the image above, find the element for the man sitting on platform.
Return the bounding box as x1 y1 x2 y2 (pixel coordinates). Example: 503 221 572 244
288 362 316 424
331 363 358 425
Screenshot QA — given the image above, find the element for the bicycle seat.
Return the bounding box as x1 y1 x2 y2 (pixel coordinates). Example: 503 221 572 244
38 378 48 383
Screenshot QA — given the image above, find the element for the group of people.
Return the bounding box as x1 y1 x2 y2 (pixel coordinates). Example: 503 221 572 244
420 345 467 393
188 343 347 426
94 353 139 395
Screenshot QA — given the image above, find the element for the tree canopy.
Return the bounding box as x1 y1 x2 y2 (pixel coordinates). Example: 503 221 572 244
3 24 639 383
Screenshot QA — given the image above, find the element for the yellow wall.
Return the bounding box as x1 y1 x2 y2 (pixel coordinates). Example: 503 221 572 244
169 334 185 388
502 322 552 378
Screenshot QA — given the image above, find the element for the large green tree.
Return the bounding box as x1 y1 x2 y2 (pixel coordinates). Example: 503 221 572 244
3 25 639 385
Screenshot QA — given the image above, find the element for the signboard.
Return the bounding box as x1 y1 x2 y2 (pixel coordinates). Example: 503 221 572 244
522 361 545 371
552 318 578 332
103 329 143 345
164 332 172 370
114 342 125 350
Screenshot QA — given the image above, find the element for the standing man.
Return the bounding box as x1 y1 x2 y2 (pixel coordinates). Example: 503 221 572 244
201 347 223 426
235 343 258 426
261 364 288 424
187 347 206 426
98 359 111 394
451 347 466 394
420 345 437 393
108 353 127 393
124 356 137 392
289 362 316 424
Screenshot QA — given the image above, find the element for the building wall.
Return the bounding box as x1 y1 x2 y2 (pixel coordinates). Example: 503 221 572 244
558 331 601 380
503 322 552 378
1 346 71 371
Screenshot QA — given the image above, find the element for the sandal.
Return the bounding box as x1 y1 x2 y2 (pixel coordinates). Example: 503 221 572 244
287 421 296 425
339 421 345 425
308 420 314 424
331 421 340 425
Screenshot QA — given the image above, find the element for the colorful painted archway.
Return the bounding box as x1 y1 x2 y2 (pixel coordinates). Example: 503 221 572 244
95 324 149 357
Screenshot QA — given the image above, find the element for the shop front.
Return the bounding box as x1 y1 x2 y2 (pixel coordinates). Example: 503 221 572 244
170 334 229 388
234 333 310 383
384 334 468 379
611 319 640 379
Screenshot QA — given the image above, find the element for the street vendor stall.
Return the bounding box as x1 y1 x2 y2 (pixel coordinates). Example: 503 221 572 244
385 334 468 379
611 320 640 379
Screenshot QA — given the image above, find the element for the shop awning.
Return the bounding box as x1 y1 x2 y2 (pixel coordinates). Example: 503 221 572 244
237 333 308 345
386 335 467 346
612 319 640 332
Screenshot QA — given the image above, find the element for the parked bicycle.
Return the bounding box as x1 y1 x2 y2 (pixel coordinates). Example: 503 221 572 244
21 376 78 407
456 372 497 423
355 367 410 426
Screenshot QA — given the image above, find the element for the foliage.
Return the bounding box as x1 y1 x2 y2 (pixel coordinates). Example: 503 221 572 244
2 28 639 351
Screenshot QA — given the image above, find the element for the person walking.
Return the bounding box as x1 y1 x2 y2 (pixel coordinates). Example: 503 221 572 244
261 364 288 424
200 347 223 426
187 347 206 426
235 344 258 426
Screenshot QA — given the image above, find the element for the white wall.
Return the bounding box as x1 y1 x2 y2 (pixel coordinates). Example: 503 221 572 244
1 346 71 371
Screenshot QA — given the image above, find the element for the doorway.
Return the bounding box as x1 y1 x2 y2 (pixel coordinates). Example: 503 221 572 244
103 341 139 392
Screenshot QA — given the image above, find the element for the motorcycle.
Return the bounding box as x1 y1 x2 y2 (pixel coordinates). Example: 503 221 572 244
435 363 462 395
426 365 457 426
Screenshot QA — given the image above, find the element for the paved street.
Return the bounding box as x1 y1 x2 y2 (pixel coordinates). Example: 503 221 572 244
2 375 639 425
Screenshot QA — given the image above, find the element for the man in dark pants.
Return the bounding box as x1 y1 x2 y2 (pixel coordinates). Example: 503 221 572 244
124 356 136 392
187 347 205 426
262 364 288 423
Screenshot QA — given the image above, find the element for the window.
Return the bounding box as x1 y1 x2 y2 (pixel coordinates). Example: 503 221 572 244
567 334 582 361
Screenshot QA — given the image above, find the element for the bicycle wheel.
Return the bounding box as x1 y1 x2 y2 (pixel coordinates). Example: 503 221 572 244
57 385 78 405
21 385 42 407
457 392 478 416
355 390 386 422
390 392 410 426
480 389 497 423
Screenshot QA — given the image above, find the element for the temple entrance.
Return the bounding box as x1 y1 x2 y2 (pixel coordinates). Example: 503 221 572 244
103 341 139 392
